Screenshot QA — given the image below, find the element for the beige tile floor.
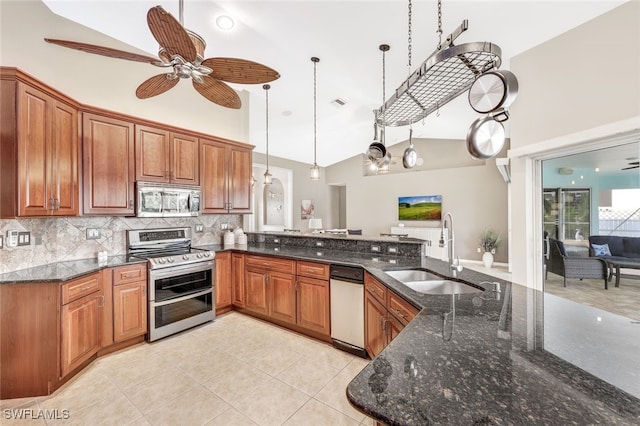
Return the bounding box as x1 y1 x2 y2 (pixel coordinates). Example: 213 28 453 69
1 313 373 426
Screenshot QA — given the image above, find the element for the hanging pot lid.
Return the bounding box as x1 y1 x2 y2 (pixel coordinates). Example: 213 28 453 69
468 70 519 114
402 128 417 169
466 116 505 159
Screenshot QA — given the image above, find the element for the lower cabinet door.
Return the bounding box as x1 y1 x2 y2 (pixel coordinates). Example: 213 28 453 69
113 282 147 342
364 291 388 358
269 272 296 324
386 315 404 343
61 292 101 377
244 268 269 315
215 251 232 310
296 276 330 336
232 253 245 307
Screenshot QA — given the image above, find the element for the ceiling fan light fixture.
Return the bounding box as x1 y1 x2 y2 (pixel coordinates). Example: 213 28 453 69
216 15 235 31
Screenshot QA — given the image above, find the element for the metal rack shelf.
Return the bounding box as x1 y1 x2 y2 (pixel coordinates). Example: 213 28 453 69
375 41 502 127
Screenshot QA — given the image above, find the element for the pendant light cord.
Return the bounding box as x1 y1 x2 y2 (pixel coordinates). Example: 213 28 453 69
264 84 270 172
312 57 319 166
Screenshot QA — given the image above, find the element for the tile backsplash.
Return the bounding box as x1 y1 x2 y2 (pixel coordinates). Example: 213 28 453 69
0 215 241 274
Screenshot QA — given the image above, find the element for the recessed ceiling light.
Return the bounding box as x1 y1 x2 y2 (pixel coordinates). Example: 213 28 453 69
216 15 234 31
595 167 600 172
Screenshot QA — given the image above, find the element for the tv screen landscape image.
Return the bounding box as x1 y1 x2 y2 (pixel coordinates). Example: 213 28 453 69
398 195 442 221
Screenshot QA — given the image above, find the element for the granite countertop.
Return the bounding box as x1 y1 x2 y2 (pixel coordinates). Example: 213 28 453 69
0 255 146 284
344 259 640 425
3 243 638 424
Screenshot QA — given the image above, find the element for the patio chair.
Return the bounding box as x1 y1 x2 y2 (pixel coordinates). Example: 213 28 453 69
546 238 609 288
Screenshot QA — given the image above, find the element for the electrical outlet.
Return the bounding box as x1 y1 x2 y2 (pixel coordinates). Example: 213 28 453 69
220 223 229 230
86 228 101 240
0 235 3 249
17 231 30 246
6 230 18 248
195 224 204 233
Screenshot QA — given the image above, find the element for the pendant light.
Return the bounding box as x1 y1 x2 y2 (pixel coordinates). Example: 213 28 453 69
310 57 320 180
263 84 273 185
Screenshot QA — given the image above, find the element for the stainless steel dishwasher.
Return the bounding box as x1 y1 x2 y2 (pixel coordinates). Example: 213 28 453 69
330 264 367 358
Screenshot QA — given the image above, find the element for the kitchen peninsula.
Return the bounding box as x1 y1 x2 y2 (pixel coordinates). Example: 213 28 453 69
1 232 638 425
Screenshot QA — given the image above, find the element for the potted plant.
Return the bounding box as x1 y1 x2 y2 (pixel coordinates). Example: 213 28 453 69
478 229 501 268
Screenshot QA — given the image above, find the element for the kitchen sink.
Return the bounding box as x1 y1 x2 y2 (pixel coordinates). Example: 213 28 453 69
385 269 484 295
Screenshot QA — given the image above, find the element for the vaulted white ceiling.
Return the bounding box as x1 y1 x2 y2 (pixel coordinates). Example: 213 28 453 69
42 0 626 166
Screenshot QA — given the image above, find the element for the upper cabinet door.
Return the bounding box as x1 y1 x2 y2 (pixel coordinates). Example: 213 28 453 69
200 138 228 213
228 147 252 213
82 113 135 215
16 83 79 217
135 125 169 183
170 132 199 185
51 101 79 216
17 84 50 216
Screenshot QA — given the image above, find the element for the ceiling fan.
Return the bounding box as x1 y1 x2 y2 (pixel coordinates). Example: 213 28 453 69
621 161 639 170
44 2 280 109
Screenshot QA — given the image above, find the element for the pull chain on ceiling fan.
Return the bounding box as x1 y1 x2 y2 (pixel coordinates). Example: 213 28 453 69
44 0 280 108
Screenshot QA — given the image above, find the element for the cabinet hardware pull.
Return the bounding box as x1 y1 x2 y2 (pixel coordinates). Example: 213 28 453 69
369 287 376 293
396 310 406 318
129 199 134 208
55 198 60 210
49 197 55 213
98 295 105 307
80 285 94 290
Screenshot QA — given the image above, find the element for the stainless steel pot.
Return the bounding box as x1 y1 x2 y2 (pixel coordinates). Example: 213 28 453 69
468 70 519 114
466 116 505 159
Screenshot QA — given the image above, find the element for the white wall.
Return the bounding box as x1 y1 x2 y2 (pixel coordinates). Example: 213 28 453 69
0 0 249 143
509 1 640 287
326 138 510 263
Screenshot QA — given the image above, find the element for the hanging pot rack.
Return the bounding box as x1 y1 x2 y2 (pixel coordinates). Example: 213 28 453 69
374 20 502 127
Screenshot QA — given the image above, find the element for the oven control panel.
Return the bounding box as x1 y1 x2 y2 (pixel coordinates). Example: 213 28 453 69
148 250 214 268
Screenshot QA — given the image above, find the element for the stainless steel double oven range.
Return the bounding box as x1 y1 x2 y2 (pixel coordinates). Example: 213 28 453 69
127 227 215 342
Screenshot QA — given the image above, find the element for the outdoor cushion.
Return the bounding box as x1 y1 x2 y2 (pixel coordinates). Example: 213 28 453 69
588 236 625 256
591 243 612 257
623 237 640 259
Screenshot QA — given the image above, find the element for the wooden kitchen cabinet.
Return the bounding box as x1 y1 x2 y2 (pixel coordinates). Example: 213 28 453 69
200 138 252 213
111 264 147 343
82 112 135 215
60 272 103 377
0 69 79 218
244 255 296 324
215 251 232 313
244 267 269 315
296 261 330 336
364 272 419 358
231 253 245 307
135 125 199 185
296 276 330 336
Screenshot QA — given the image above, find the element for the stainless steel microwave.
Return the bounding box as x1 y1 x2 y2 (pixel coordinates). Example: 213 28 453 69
136 182 201 217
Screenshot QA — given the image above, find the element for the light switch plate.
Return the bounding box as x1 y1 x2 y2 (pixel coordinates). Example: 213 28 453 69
17 231 30 246
86 228 101 240
6 230 18 247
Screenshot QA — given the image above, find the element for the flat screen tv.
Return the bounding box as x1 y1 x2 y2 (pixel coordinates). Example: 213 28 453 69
398 195 442 221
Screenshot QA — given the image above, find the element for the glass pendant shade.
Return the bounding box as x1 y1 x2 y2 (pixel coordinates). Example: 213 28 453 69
310 164 320 180
263 170 272 185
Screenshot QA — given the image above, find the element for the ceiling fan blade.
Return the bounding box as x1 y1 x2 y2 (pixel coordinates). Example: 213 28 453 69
147 6 196 63
44 38 159 64
193 76 241 109
202 58 280 84
621 165 639 170
136 73 179 99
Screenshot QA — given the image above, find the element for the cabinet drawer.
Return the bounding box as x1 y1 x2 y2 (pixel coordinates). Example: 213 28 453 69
296 261 329 280
387 291 419 326
364 273 387 306
113 263 147 285
61 274 101 305
245 255 295 274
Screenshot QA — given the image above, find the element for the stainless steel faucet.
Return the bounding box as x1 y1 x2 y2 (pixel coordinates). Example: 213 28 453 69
439 212 463 276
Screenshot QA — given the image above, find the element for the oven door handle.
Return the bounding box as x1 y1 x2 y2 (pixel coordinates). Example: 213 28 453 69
151 288 213 307
149 261 214 281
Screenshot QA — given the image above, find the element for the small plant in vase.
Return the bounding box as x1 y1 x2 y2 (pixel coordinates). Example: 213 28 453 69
478 229 501 268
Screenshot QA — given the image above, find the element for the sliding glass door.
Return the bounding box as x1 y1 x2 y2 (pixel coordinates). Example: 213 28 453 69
543 188 591 241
